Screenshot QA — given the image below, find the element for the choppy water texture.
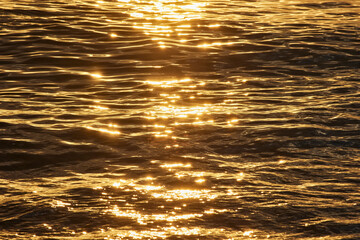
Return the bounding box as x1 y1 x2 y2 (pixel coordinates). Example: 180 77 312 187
0 0 360 239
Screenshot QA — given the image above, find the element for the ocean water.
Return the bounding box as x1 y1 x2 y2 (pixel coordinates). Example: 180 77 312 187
0 0 359 239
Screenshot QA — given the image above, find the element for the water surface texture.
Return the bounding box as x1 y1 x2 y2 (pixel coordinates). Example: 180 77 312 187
0 0 360 239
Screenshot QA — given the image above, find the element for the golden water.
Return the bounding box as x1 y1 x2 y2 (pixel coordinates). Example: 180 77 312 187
0 0 359 239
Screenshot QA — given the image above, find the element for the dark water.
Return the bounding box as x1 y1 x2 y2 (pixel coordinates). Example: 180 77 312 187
0 0 360 239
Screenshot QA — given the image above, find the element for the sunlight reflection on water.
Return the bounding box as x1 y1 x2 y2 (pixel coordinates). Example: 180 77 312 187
1 0 359 239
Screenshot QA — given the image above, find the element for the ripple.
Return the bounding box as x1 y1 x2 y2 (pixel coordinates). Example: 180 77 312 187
0 0 360 239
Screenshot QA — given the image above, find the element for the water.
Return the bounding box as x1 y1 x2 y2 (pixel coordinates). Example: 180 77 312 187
0 0 359 239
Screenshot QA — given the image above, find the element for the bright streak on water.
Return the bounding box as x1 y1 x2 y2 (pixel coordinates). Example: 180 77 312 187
0 0 359 239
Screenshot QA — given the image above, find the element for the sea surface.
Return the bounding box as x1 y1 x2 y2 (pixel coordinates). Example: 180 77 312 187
0 0 360 239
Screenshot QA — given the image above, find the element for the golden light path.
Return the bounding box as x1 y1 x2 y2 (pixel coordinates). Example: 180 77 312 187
143 77 243 142
79 0 248 137
71 0 257 239
2 0 359 239
83 75 244 139
95 0 242 50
